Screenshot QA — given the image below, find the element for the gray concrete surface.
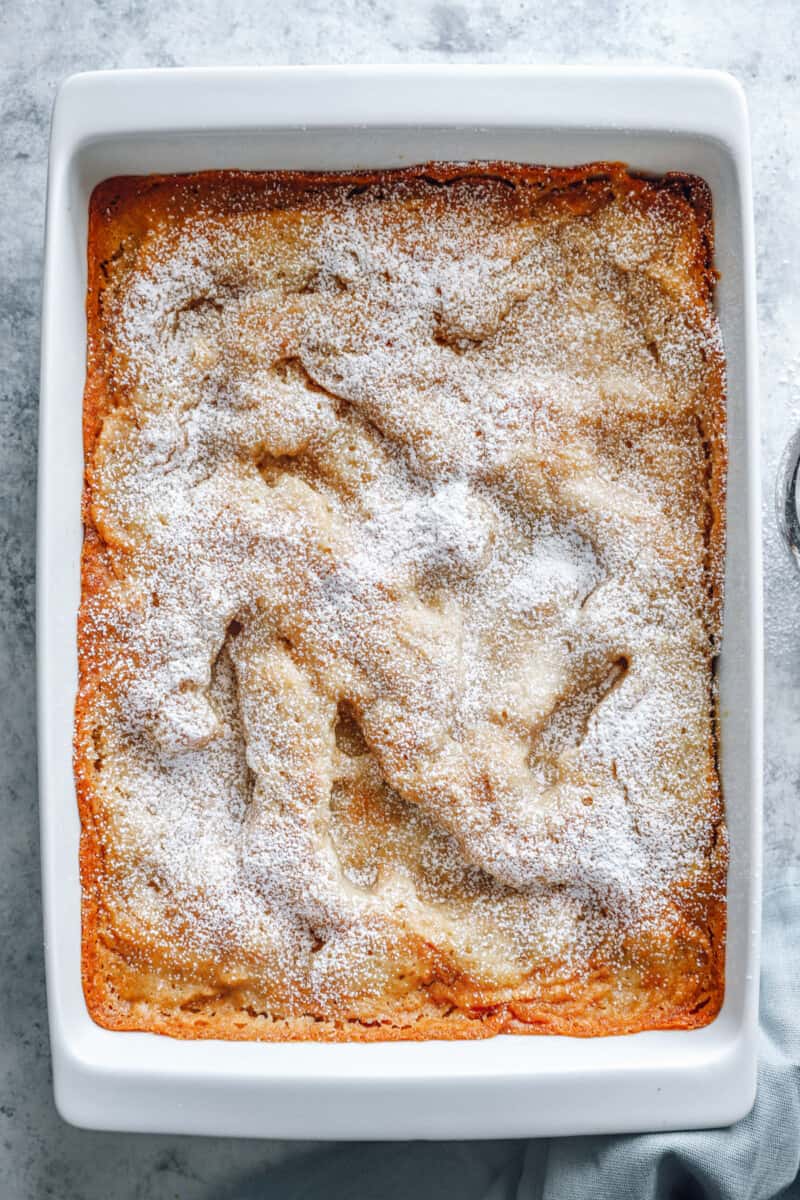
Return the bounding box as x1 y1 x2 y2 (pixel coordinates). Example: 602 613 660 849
1 1 798 1195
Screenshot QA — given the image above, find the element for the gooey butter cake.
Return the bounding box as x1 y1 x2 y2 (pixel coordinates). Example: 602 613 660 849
76 163 726 1039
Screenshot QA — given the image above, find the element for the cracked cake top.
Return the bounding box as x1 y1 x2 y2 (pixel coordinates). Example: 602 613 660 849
76 163 726 1039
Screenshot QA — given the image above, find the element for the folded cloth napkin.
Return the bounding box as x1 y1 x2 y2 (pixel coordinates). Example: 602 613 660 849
225 878 800 1200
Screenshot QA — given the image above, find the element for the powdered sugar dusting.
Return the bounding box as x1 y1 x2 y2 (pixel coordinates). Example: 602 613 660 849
78 166 725 1023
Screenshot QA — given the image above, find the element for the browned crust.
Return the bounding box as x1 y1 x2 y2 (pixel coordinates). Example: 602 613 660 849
76 162 727 1041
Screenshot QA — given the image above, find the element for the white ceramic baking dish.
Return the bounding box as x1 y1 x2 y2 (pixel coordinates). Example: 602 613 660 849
38 65 762 1139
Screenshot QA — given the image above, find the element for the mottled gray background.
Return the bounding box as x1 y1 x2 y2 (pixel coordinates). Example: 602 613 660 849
1 1 798 1196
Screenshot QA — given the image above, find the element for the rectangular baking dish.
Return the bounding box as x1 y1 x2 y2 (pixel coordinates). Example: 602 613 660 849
38 65 762 1139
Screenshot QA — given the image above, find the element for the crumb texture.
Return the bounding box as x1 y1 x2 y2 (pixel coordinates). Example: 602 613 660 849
76 163 726 1040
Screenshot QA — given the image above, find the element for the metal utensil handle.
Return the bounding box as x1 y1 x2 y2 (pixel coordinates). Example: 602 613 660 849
778 427 800 568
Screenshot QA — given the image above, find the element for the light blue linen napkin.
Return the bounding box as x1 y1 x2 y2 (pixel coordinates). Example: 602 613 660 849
225 878 800 1200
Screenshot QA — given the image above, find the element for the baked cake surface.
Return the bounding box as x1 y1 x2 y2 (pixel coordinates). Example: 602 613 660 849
76 163 727 1040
